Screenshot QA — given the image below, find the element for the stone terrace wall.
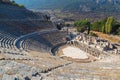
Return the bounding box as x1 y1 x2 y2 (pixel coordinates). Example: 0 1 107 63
67 41 109 59
74 33 120 55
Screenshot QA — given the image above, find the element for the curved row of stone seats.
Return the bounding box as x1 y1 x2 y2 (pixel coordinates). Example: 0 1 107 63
0 32 18 53
22 31 67 52
20 39 31 52
31 40 47 52
40 31 68 46
2 35 11 49
0 34 14 49
19 38 36 52
21 39 47 52
16 30 67 53
0 34 9 48
24 40 31 51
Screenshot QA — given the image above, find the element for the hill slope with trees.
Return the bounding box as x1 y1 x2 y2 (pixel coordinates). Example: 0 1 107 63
74 17 120 35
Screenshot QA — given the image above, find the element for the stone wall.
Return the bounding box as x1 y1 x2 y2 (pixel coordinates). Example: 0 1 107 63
73 33 120 54
66 33 120 59
67 41 108 59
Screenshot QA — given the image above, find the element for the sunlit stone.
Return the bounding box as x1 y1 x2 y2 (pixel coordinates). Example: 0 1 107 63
61 46 88 59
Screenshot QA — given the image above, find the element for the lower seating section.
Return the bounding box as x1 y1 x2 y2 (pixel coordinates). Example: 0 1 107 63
19 30 68 52
40 31 68 46
0 31 18 53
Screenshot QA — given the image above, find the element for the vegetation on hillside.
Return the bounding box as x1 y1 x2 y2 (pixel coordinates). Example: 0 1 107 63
74 19 90 34
74 17 120 35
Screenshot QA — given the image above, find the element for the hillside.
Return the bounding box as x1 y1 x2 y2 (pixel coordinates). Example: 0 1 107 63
14 0 120 12
0 2 55 36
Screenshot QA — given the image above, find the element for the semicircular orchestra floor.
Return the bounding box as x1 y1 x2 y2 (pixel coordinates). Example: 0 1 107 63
56 45 97 63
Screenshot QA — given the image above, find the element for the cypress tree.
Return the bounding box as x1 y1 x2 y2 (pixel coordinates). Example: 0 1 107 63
105 17 114 34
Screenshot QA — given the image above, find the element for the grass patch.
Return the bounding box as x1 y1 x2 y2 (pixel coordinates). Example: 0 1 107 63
91 31 120 43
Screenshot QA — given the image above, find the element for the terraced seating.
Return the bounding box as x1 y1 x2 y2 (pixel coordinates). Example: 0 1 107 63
40 31 67 46
0 3 45 20
0 20 55 36
17 30 67 53
20 38 48 52
0 31 18 53
20 39 31 51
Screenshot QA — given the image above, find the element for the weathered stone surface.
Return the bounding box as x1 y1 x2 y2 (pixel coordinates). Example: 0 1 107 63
0 66 6 75
31 76 42 80
2 74 19 80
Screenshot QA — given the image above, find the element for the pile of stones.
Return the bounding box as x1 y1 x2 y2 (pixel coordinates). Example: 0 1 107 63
72 33 120 55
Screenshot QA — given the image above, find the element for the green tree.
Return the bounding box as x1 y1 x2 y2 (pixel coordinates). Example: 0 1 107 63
91 18 107 32
105 16 114 34
91 16 120 35
74 19 91 34
92 21 101 31
102 25 105 33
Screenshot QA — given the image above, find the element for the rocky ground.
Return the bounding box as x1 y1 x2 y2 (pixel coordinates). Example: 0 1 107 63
0 30 120 80
45 59 120 80
0 51 71 80
0 44 120 80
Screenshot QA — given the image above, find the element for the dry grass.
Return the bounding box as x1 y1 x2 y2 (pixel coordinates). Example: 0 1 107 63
91 31 120 44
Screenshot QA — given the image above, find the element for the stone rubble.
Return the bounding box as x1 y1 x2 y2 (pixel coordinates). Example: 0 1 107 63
67 33 120 58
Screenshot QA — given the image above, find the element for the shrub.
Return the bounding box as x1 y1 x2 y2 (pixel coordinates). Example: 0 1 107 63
74 19 91 34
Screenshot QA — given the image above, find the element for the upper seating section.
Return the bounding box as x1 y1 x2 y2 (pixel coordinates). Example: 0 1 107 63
0 20 55 36
0 3 45 20
0 3 56 37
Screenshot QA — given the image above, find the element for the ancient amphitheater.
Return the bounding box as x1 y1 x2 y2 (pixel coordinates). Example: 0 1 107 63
0 2 120 80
